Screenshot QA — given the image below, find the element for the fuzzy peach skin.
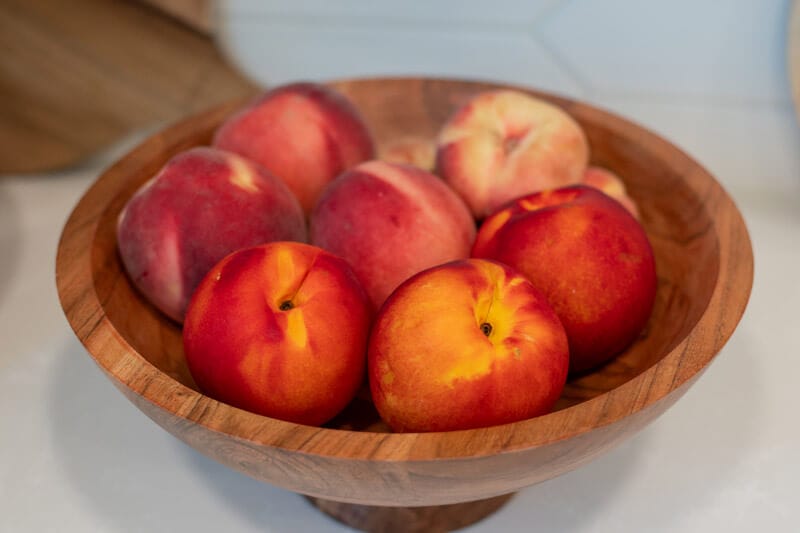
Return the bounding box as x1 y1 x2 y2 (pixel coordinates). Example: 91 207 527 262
117 147 306 323
582 166 640 219
369 259 569 433
435 90 589 219
213 82 375 212
472 185 657 373
183 242 371 426
310 160 476 309
378 136 436 171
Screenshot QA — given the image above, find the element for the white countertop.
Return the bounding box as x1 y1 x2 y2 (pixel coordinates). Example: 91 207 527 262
3 1 800 531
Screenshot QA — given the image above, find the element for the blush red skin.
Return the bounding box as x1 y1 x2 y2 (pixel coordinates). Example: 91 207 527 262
117 147 306 322
212 82 375 212
472 185 657 372
182 243 371 426
310 161 477 309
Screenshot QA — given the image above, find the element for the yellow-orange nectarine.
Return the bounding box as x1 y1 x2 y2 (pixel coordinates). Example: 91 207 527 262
369 259 569 432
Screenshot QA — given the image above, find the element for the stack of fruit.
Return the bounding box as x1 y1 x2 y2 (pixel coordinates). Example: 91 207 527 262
116 82 657 433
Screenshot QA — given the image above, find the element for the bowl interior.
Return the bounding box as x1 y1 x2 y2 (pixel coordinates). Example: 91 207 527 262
89 78 720 432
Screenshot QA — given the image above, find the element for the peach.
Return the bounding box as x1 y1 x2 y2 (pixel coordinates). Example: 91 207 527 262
582 166 640 219
369 259 569 432
436 90 589 218
378 136 436 170
472 185 657 372
310 160 476 309
183 242 371 426
213 82 375 212
117 147 306 322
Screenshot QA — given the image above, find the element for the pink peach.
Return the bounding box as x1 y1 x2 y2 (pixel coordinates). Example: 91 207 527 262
436 90 589 218
310 160 476 309
213 82 375 212
117 147 306 322
582 166 640 219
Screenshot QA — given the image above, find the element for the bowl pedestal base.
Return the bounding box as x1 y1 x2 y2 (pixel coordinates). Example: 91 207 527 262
305 493 514 532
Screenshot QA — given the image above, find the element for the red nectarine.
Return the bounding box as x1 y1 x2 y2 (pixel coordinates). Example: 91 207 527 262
473 185 657 372
183 242 371 426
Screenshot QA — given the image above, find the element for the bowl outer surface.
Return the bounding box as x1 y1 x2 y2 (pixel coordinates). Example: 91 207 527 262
55 78 753 506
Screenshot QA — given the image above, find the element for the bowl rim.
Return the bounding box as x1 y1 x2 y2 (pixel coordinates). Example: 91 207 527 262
55 76 754 463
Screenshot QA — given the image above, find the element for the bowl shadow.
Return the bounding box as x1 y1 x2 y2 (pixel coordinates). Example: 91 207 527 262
47 336 348 532
180 423 646 532
47 325 762 532
480 330 762 532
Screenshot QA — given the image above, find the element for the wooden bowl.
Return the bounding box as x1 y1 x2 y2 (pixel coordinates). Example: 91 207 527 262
56 78 753 532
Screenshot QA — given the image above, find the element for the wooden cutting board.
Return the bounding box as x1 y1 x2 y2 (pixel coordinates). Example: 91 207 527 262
0 0 257 174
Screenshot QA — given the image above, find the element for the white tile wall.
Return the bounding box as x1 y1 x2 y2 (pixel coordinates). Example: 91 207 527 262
216 0 580 95
218 0 793 103
594 97 800 191
538 0 792 105
218 20 583 96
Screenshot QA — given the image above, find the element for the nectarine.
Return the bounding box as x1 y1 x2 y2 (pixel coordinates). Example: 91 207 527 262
472 185 657 372
369 259 569 432
183 242 371 426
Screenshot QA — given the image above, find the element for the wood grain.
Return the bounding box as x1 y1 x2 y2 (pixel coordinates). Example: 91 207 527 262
307 493 514 532
0 0 255 174
55 78 753 524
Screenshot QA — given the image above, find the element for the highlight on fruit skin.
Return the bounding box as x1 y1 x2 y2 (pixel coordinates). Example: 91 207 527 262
182 241 372 427
116 146 307 323
472 184 657 373
310 159 477 310
213 82 376 213
368 258 570 433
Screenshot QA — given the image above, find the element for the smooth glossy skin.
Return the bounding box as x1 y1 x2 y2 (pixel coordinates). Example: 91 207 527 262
213 82 375 212
369 259 569 432
183 242 372 426
473 185 657 372
117 147 306 322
